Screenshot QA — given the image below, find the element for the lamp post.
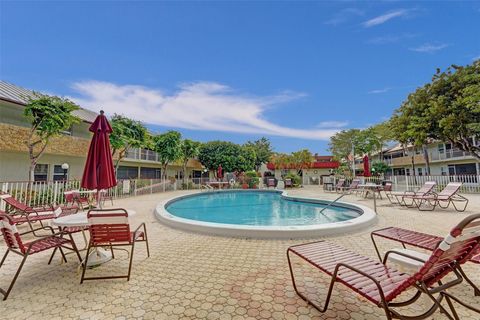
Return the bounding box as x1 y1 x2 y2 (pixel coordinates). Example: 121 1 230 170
61 162 69 189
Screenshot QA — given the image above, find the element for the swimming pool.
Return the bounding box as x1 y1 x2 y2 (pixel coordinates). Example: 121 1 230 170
156 190 377 239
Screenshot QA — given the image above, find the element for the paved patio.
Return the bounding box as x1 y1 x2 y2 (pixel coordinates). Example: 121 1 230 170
1 187 479 319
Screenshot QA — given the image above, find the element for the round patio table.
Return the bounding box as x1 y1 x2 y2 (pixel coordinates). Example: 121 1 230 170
52 210 136 266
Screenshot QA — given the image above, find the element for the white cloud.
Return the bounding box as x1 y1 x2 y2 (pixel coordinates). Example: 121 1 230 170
472 55 480 61
325 8 364 26
367 33 418 44
409 43 449 53
368 88 391 94
70 80 341 141
316 121 349 128
363 9 408 27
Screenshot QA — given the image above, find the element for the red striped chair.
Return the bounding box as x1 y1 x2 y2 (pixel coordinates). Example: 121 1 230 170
371 225 480 296
80 208 149 283
411 182 469 212
1 193 78 233
0 213 81 300
287 213 480 319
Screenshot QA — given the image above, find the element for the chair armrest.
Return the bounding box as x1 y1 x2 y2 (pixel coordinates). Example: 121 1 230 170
382 250 427 265
133 222 146 235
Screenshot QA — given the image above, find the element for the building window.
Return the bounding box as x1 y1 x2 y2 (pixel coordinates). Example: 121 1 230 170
53 165 68 181
34 164 49 182
406 168 410 176
140 167 161 179
441 167 447 176
417 168 423 176
117 166 139 179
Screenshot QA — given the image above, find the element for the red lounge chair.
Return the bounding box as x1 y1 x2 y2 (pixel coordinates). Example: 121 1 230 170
0 193 77 232
80 208 149 283
334 178 345 193
371 225 480 296
284 178 292 188
0 213 81 300
287 213 480 319
385 181 436 206
340 179 360 194
411 182 468 212
267 178 276 188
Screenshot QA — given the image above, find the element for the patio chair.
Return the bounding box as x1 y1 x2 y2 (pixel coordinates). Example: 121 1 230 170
411 182 468 212
385 181 436 206
70 190 92 210
267 178 276 189
80 208 149 283
97 189 114 207
333 178 345 193
287 213 480 319
0 193 78 233
0 213 82 300
340 179 360 194
371 225 480 296
284 178 292 188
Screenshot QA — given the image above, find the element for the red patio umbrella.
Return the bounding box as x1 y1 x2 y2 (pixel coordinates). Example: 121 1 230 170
217 165 223 180
363 155 371 177
81 110 117 191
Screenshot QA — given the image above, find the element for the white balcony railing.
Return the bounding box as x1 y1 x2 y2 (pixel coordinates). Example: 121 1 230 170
125 148 159 162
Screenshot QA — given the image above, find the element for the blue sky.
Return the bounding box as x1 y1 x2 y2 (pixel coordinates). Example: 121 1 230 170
1 1 479 153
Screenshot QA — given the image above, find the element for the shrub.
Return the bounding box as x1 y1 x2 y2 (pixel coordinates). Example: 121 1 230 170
245 170 260 188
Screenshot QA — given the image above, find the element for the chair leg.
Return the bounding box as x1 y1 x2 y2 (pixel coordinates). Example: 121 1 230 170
143 226 150 257
68 233 83 263
0 249 10 268
2 254 28 300
127 242 136 281
80 245 92 284
48 248 58 265
58 247 68 263
457 265 480 296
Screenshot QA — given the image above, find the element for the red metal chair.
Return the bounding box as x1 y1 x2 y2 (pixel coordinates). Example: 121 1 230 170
284 178 292 188
0 213 82 300
371 225 480 296
334 178 345 193
1 193 78 233
80 208 149 283
287 213 480 319
71 190 92 210
267 178 276 188
411 182 469 212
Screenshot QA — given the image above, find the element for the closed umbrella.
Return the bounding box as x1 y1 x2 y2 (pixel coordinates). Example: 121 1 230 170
81 110 117 199
363 155 371 177
217 165 223 180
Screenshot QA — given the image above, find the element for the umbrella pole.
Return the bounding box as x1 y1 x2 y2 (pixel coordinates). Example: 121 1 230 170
97 190 103 209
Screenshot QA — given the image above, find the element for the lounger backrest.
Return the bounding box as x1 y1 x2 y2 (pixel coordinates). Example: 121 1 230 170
268 179 275 186
0 193 29 212
417 181 436 194
350 179 360 188
412 213 480 287
64 191 75 204
336 179 345 187
87 208 131 244
383 181 393 192
0 213 26 252
438 182 462 197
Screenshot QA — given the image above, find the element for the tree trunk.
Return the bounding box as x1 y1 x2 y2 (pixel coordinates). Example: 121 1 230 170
422 144 431 175
182 161 187 185
411 147 417 184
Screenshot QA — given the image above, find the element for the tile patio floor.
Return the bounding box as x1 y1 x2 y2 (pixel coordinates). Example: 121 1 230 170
1 187 479 319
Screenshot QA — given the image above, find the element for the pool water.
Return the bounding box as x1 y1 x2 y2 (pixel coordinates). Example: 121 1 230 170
166 191 361 226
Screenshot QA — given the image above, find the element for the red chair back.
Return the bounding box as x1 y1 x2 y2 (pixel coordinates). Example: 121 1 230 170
0 193 30 212
64 191 75 204
268 179 275 187
0 213 26 253
349 179 360 188
414 213 480 286
438 182 462 198
417 181 436 195
383 181 393 192
336 179 345 188
87 209 131 245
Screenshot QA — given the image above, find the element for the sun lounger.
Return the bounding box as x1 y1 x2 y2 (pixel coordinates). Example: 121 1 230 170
385 181 436 206
287 213 480 319
333 178 345 193
371 225 480 296
411 182 468 211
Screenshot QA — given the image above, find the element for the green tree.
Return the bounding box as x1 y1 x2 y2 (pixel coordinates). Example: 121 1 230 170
153 131 182 180
270 153 292 170
109 114 148 172
180 139 201 184
391 60 480 161
198 141 255 174
290 149 313 174
24 94 80 182
371 161 390 175
328 129 362 161
244 137 273 171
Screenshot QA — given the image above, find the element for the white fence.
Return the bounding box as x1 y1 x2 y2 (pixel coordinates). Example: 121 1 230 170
0 177 262 208
328 174 480 193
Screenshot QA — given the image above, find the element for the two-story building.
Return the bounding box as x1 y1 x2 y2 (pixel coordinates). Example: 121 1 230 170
355 142 479 177
0 81 203 182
